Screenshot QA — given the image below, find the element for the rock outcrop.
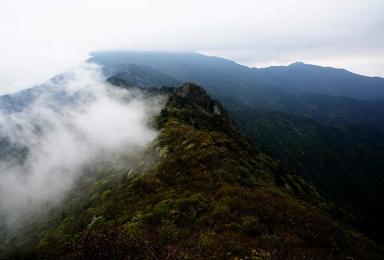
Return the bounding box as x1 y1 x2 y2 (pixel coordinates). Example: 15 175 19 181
176 82 225 116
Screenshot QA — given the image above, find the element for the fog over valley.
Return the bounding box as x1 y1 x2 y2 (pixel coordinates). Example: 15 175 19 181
0 63 163 234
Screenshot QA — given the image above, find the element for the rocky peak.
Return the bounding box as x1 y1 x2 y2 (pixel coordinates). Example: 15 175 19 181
175 82 225 116
175 82 207 98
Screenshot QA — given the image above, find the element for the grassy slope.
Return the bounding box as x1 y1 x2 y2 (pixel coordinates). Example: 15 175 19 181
14 88 382 259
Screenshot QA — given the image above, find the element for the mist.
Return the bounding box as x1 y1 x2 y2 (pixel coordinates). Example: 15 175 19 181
0 63 164 232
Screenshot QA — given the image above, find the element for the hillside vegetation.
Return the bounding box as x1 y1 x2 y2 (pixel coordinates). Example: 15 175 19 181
90 52 384 246
9 84 382 259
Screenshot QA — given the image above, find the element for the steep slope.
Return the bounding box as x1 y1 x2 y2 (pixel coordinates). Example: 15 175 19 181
10 83 382 259
234 109 384 243
89 52 384 246
268 93 384 131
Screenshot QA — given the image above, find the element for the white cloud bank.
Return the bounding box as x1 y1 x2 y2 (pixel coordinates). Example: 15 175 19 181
0 63 164 230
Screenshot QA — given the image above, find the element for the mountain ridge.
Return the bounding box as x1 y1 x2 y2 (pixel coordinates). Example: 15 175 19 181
2 53 384 256
5 83 382 259
91 51 384 79
90 51 384 101
88 52 384 247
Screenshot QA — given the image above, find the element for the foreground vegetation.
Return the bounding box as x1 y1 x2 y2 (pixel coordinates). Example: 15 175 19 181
6 84 383 259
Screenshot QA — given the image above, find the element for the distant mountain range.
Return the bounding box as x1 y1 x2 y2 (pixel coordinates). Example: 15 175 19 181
89 51 384 102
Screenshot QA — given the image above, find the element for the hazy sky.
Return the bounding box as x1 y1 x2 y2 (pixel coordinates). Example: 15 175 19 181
0 0 383 94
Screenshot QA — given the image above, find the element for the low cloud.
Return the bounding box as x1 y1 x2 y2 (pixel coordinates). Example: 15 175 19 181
0 63 164 232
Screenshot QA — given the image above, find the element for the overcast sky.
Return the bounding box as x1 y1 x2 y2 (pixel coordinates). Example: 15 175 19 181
0 0 383 94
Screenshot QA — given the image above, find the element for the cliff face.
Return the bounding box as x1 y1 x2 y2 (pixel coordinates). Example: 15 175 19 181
7 83 383 259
